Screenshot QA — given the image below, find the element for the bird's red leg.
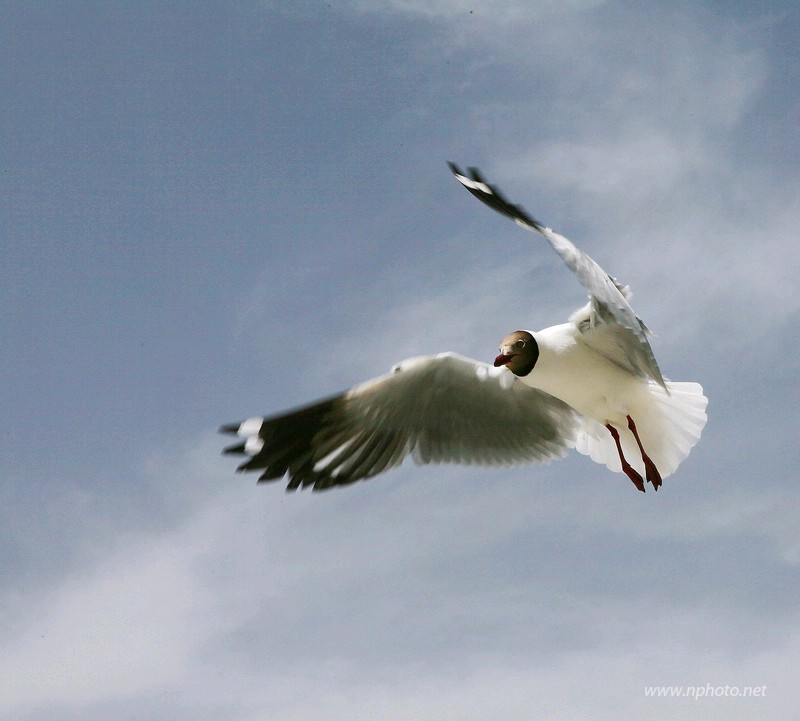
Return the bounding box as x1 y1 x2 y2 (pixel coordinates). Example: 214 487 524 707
626 415 662 490
605 423 645 492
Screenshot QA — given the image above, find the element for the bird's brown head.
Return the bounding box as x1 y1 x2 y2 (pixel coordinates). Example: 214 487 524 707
494 330 539 377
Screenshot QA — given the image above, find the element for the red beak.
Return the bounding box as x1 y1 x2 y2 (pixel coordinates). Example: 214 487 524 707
494 353 514 367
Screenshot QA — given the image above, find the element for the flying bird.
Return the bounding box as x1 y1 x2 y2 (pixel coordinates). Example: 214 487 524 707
221 164 707 492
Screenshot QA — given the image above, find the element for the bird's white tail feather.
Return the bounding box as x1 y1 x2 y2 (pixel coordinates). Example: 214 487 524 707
574 381 708 479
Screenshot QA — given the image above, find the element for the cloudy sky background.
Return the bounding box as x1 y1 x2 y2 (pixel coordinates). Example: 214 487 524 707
2 1 799 719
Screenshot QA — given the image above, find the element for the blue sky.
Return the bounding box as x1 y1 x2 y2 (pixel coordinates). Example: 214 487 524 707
2 1 799 719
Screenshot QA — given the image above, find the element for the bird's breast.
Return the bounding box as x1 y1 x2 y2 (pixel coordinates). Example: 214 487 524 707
521 325 642 422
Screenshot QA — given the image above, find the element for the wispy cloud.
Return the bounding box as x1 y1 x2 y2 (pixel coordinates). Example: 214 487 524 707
4 444 798 720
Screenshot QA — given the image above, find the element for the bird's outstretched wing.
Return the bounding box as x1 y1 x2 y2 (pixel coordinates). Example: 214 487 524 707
449 163 666 388
221 352 577 491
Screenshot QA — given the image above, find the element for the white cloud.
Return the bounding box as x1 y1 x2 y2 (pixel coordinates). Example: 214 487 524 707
222 622 798 721
349 0 604 21
317 258 563 384
510 133 709 199
3 413 798 720
0 531 208 711
0 438 233 715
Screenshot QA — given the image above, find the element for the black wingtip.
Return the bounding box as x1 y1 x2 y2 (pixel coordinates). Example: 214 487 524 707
219 422 241 435
223 442 247 456
447 161 464 177
468 166 487 184
449 161 543 231
447 162 485 185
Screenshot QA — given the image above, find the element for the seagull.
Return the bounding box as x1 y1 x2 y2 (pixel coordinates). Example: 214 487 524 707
221 164 707 492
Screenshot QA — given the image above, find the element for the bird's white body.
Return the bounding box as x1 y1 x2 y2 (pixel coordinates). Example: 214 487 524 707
520 322 706 480
524 323 642 423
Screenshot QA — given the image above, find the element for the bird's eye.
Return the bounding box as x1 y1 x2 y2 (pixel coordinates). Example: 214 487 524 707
516 339 526 348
